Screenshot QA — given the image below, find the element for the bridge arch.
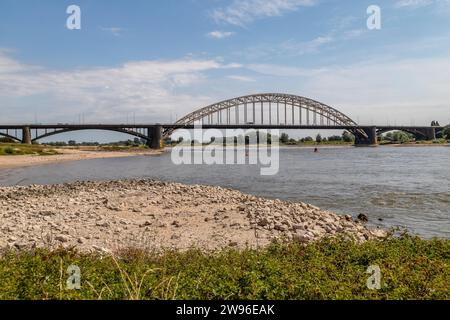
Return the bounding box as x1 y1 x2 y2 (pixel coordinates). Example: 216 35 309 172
377 128 434 141
164 93 360 137
32 128 150 143
0 132 21 142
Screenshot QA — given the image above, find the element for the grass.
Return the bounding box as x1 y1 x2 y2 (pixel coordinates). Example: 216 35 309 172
0 143 59 156
97 145 149 152
285 140 354 146
380 139 449 145
0 235 448 300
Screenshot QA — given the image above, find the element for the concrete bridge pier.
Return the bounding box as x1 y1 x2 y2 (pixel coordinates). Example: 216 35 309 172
22 126 32 144
355 126 378 146
422 127 436 140
147 125 163 149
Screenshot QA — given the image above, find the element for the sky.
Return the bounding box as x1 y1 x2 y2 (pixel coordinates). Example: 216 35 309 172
0 0 450 141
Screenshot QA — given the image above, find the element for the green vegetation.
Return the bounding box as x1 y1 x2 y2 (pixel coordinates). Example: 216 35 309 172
443 125 450 140
379 130 450 145
0 235 448 300
0 143 59 156
381 131 415 144
46 137 147 147
98 145 149 151
279 131 355 146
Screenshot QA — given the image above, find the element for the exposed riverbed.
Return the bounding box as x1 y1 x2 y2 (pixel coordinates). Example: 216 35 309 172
0 179 385 252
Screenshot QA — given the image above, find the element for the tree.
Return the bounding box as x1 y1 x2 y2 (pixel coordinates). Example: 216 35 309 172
316 134 322 143
280 133 289 144
328 135 343 142
384 132 393 141
68 140 76 146
342 131 354 142
304 136 313 142
443 126 450 140
391 131 413 143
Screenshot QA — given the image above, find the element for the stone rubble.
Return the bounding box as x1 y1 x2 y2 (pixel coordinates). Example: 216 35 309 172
0 179 387 253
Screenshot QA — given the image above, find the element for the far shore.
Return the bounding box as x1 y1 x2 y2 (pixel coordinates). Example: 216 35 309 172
0 147 165 170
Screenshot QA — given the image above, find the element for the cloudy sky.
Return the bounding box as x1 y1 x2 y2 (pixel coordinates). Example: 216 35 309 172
0 0 449 141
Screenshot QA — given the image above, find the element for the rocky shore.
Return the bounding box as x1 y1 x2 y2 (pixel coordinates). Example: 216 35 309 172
0 180 386 253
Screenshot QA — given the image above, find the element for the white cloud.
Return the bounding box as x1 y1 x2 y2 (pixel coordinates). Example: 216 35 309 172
395 0 434 8
101 27 124 36
227 75 255 82
207 31 235 39
247 64 323 77
0 52 241 122
235 35 334 60
0 49 40 74
247 56 450 125
281 36 334 54
211 0 316 27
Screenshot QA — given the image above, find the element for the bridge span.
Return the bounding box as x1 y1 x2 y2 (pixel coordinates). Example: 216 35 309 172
0 123 442 149
0 93 444 148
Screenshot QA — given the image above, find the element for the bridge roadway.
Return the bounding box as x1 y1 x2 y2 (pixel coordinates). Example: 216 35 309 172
0 123 443 149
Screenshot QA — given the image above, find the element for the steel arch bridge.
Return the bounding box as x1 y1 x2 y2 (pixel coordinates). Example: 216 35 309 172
1 93 444 147
164 93 360 137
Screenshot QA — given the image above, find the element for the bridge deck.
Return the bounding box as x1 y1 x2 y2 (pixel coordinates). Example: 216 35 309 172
0 124 443 130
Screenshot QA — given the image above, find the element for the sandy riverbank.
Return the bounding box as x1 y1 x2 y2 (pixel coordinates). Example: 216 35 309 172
0 148 165 169
0 179 386 253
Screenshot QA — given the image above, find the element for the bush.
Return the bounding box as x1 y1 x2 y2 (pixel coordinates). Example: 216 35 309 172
443 126 450 140
0 236 448 300
4 147 15 154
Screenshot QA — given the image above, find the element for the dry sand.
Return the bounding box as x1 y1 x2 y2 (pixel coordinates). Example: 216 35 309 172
0 148 164 169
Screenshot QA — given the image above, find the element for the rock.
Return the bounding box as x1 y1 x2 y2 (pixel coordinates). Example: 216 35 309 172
39 210 55 216
139 221 152 227
293 230 310 243
357 213 368 223
96 221 110 228
55 235 69 243
13 242 28 250
171 220 181 227
274 224 287 231
292 224 305 230
370 228 387 238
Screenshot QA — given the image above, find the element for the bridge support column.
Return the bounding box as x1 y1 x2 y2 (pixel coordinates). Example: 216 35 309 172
147 125 163 149
422 127 436 140
355 126 377 146
22 126 32 144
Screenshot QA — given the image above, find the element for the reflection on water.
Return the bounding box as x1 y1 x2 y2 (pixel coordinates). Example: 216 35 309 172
0 146 448 238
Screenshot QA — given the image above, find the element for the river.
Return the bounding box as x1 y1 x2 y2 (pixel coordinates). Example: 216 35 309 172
0 146 448 238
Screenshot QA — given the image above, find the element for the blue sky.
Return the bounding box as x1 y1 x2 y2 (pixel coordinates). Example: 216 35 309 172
1 0 450 141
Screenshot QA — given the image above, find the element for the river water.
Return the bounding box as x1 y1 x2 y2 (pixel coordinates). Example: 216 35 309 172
0 146 448 238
